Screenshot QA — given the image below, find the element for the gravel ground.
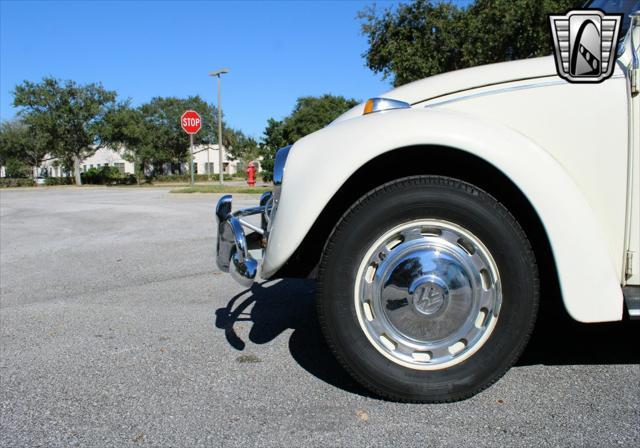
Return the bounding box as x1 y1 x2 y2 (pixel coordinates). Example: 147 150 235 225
1 187 638 447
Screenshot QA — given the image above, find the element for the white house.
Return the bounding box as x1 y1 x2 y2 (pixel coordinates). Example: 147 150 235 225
190 144 260 176
2 144 260 179
27 146 135 178
78 147 135 175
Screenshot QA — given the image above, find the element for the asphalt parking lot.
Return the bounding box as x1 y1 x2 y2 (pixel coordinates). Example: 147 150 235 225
1 187 639 447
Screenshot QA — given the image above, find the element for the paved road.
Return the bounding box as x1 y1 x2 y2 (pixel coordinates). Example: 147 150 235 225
1 187 638 447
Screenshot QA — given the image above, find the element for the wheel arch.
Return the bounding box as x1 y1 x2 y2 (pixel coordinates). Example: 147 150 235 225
274 146 559 308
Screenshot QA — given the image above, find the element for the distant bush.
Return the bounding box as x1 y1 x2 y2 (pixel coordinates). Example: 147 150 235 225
45 177 74 186
149 173 232 183
0 178 35 188
80 166 136 185
261 171 273 182
120 174 137 185
260 157 274 182
82 166 118 184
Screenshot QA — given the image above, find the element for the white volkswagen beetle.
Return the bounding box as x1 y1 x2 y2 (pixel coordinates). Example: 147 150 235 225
216 5 640 402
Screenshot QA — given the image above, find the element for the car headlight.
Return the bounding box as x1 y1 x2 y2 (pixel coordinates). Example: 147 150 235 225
268 145 291 228
273 145 291 187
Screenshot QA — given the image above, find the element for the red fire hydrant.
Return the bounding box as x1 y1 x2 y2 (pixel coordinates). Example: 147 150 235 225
246 161 256 187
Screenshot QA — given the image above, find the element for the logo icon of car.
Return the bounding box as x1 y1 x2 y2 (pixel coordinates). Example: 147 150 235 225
549 9 623 83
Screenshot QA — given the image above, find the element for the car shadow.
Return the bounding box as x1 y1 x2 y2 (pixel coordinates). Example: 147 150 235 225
214 279 640 395
214 278 372 397
517 296 640 366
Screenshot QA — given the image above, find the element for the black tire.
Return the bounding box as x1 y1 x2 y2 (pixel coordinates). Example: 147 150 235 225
316 175 539 402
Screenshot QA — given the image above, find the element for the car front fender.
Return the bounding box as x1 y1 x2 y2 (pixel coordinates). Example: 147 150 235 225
262 107 623 323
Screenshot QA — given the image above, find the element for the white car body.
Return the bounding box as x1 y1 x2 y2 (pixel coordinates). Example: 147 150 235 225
260 27 639 323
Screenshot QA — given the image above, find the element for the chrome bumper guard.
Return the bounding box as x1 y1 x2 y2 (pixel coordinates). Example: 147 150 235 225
215 192 272 287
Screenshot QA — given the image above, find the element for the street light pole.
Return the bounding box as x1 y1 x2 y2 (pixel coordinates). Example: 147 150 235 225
217 75 223 185
209 68 229 185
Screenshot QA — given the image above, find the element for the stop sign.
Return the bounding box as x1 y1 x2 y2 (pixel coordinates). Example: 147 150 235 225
181 110 202 134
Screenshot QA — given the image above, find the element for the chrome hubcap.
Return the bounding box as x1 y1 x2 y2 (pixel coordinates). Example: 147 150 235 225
355 220 502 370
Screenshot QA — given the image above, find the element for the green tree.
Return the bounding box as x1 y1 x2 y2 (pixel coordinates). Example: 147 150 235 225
259 95 359 180
280 95 359 143
224 127 260 163
98 103 153 183
137 96 218 172
0 120 50 178
258 118 287 181
262 118 287 152
12 77 117 185
360 0 583 87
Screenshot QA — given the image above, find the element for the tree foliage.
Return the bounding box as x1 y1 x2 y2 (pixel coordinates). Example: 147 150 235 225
12 77 117 184
98 103 152 182
0 120 50 177
261 94 359 150
279 95 359 144
223 127 260 162
360 0 583 86
259 94 359 180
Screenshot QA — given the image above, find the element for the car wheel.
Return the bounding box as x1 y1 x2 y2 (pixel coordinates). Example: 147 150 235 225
316 175 539 402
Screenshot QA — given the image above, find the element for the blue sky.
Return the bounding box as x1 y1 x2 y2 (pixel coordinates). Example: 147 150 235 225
0 0 412 138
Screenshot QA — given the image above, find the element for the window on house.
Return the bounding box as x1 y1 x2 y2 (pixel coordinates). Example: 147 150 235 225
83 165 87 172
114 163 125 174
192 163 198 174
205 162 215 174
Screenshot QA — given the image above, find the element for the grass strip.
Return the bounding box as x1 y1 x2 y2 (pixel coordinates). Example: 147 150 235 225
170 185 270 194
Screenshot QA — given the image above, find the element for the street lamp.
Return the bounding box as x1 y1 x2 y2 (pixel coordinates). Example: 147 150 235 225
209 68 229 185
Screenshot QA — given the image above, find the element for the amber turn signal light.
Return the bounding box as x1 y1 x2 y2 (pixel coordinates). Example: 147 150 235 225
362 97 411 115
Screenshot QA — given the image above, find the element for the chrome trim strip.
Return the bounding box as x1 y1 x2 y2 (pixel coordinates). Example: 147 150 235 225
423 75 626 108
411 75 553 106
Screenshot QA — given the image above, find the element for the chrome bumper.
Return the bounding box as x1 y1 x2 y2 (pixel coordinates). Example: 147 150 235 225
215 192 272 286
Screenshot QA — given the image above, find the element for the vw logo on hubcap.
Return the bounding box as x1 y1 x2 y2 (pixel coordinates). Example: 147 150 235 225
410 278 447 316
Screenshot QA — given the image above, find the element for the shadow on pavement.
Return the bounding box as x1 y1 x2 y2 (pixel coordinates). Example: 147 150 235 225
517 297 640 366
214 278 372 397
215 279 640 395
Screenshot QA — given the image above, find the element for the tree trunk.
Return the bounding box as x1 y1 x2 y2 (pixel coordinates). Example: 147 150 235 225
74 155 82 186
136 161 143 185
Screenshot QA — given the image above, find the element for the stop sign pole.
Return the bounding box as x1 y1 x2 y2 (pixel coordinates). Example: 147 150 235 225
181 110 202 186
